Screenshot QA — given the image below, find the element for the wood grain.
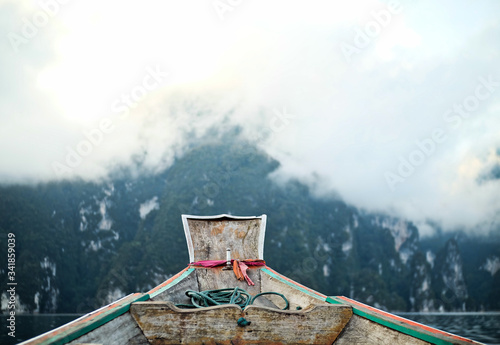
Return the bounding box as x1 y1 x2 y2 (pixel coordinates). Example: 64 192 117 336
130 301 352 345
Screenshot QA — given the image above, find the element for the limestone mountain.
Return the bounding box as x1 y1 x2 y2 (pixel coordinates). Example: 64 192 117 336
0 140 499 313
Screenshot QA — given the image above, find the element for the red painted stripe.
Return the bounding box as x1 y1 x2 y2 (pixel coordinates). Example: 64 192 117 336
337 296 477 343
147 266 190 295
264 266 326 298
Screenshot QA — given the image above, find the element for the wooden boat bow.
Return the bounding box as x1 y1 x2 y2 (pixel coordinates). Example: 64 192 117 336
19 214 485 345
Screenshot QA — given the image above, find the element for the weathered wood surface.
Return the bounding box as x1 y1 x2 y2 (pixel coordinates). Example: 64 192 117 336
68 312 149 345
243 304 352 344
131 301 243 345
334 314 431 345
261 269 327 311
150 269 199 304
185 216 264 262
196 267 262 295
151 267 276 308
19 293 149 345
130 301 352 345
331 296 483 345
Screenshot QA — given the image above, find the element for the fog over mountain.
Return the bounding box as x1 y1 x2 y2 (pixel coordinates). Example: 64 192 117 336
1 142 499 313
1 0 500 235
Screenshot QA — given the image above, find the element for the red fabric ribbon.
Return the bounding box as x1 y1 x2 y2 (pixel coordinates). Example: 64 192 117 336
190 259 266 286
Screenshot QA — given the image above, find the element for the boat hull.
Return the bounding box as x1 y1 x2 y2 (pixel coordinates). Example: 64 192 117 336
19 266 484 345
19 215 484 345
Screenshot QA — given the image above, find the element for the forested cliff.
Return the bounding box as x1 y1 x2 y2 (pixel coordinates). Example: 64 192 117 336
1 141 499 313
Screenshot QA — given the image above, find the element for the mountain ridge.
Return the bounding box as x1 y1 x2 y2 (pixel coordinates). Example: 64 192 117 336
1 140 499 313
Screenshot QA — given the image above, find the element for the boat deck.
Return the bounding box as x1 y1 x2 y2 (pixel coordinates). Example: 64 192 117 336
19 214 484 345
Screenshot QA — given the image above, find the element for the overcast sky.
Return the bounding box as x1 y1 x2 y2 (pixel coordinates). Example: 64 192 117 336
1 0 499 235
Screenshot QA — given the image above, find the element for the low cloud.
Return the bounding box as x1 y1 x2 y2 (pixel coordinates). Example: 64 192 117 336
1 0 499 234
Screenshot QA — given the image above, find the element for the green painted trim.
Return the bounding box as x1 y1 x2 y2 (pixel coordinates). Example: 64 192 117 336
326 297 466 345
324 296 343 305
261 268 324 301
149 268 195 298
29 268 193 345
352 307 452 345
23 293 150 345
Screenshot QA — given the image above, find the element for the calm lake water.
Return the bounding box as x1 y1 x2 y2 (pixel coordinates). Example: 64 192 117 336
1 312 499 344
395 312 500 345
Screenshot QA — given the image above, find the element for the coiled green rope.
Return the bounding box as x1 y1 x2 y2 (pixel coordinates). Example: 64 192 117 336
176 287 289 310
251 291 289 310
